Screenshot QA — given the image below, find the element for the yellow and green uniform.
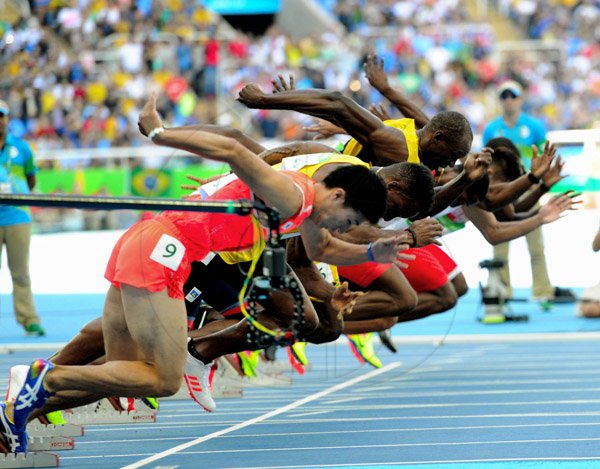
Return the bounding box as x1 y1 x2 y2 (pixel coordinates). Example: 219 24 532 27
338 118 421 164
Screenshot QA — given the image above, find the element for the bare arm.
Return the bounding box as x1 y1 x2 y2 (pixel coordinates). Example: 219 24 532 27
169 124 266 154
364 54 429 129
419 151 492 217
258 141 338 165
238 84 409 164
138 94 303 220
464 194 573 245
298 217 414 267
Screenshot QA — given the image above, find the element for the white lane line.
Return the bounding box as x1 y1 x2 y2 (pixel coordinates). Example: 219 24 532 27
75 421 600 445
122 362 400 469
82 410 600 434
287 410 332 418
226 456 600 469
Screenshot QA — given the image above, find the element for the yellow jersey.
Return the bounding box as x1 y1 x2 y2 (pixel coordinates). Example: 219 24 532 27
341 118 421 164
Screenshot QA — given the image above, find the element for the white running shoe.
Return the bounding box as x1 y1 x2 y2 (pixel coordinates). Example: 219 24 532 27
184 351 216 413
5 365 29 404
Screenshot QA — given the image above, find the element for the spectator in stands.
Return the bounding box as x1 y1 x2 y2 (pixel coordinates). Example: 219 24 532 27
0 99 45 336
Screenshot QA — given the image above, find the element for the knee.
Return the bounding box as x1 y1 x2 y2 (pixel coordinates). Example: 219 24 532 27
372 316 398 332
153 369 184 397
452 275 469 298
433 289 458 313
391 289 418 315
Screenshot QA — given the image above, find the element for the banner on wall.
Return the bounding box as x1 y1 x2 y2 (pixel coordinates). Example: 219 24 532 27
37 165 228 199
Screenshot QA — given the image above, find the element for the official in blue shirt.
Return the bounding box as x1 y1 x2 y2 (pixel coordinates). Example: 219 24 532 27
482 81 554 309
0 99 45 336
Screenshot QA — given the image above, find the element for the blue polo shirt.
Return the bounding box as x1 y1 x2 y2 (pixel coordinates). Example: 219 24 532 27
482 112 546 170
0 134 37 226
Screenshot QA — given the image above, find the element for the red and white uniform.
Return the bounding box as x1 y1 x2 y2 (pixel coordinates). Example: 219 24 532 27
105 171 315 299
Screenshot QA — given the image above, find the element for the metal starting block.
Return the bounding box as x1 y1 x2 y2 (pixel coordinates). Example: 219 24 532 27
0 452 59 469
62 398 156 425
28 437 74 452
26 423 83 439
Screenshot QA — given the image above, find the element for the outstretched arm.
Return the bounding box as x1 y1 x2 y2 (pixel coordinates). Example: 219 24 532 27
364 54 429 129
238 84 409 164
464 193 574 245
299 217 415 268
423 151 492 217
138 94 303 219
170 124 267 155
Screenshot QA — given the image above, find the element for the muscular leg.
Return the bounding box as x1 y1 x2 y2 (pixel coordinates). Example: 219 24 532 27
44 285 187 398
343 266 418 321
48 317 105 365
396 281 458 323
451 273 469 298
190 270 319 363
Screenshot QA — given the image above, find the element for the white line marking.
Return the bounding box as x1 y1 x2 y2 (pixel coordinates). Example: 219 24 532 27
75 422 600 445
287 410 331 418
122 362 400 469
225 457 600 469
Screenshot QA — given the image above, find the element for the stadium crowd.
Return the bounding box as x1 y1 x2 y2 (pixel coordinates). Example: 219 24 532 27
0 0 598 152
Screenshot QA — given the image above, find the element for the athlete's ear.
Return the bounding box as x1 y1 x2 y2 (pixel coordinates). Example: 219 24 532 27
432 129 445 141
332 187 346 202
386 180 403 193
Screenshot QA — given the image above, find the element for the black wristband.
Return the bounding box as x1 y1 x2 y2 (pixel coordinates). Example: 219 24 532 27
528 172 541 184
539 182 550 193
406 227 417 247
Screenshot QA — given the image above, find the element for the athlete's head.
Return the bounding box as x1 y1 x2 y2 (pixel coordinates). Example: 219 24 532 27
378 162 435 220
314 165 387 231
485 137 525 182
497 80 523 118
419 111 473 170
451 171 490 207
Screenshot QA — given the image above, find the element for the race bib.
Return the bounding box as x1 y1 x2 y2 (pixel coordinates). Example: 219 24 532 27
314 262 340 287
150 234 185 271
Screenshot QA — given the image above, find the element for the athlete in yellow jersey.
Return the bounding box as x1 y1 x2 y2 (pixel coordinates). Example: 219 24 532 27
238 83 472 170
342 118 421 164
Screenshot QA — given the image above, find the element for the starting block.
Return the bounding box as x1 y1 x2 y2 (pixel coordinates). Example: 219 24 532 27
0 452 59 468
26 423 83 439
28 437 74 452
63 398 156 425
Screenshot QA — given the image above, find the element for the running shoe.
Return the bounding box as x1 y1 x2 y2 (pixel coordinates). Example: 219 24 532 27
13 359 54 430
5 365 29 404
377 329 397 353
286 341 309 375
0 401 27 454
140 397 159 410
24 323 46 337
37 410 66 426
236 351 260 378
347 333 382 369
184 341 216 412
